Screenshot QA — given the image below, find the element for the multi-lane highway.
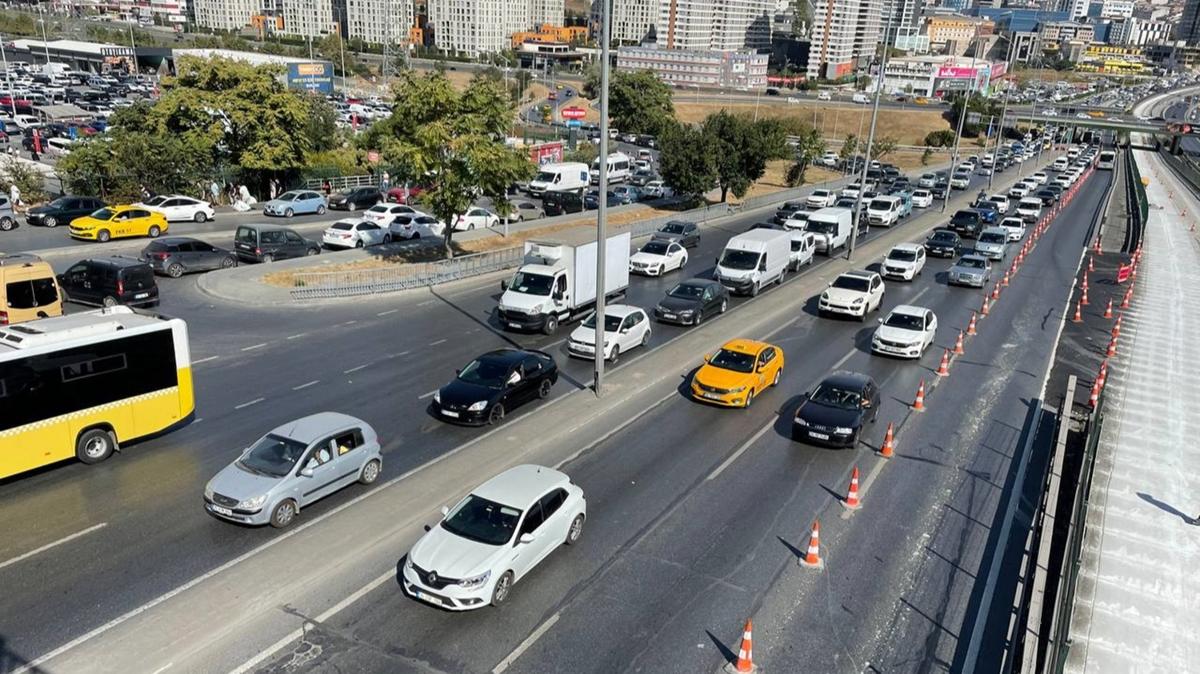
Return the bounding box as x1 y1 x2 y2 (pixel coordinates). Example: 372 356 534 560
0 153 1097 673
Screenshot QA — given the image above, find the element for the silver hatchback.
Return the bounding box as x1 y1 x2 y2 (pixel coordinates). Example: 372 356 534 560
204 412 383 528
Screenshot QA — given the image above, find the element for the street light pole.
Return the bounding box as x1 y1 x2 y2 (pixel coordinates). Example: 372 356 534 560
988 37 1016 190
942 21 981 214
0 37 17 118
593 0 613 397
847 11 894 260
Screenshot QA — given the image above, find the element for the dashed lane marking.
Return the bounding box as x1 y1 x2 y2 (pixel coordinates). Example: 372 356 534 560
0 523 109 572
192 356 219 365
234 398 265 410
286 333 307 340
418 389 439 400
240 343 268 352
418 300 436 307
429 339 447 346
492 612 562 674
376 309 399 316
292 381 320 391
343 364 369 374
706 417 776 482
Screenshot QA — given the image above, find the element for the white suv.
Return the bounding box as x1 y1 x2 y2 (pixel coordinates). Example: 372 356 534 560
881 243 926 281
819 270 885 321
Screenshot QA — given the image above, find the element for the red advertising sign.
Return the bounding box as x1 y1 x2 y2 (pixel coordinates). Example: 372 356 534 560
367 150 381 163
529 141 564 166
560 106 586 120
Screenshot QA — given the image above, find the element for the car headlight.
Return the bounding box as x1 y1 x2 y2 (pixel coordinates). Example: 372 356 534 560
204 484 214 501
851 298 864 306
467 400 488 412
729 386 747 394
433 392 440 404
238 494 268 510
404 556 414 573
794 416 809 426
678 309 694 316
821 292 830 301
834 427 854 435
458 570 491 589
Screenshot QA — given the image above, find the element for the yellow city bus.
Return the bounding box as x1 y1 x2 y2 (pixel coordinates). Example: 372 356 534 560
0 307 195 480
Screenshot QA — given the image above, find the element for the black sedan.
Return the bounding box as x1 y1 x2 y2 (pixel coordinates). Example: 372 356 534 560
924 229 963 258
328 187 383 211
431 349 558 425
792 371 880 447
773 201 806 224
653 278 729 326
25 195 106 229
1033 189 1058 206
141 236 237 277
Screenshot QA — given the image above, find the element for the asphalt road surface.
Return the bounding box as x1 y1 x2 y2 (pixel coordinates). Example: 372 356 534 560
0 155 1078 673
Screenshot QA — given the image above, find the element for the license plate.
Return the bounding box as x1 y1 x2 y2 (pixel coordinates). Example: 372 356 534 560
211 505 233 516
662 313 675 319
441 410 460 418
809 432 830 440
135 292 149 299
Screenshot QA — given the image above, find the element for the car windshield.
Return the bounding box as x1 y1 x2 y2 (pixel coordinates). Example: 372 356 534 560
238 433 309 478
831 275 871 291
806 219 835 234
952 213 978 225
668 283 705 300
888 248 917 262
457 357 511 388
930 232 955 243
709 348 755 373
980 232 1006 244
277 191 300 201
367 205 388 213
582 312 624 331
661 222 686 234
810 384 862 410
441 494 522 546
47 197 75 209
884 313 924 330
719 249 760 270
869 199 890 210
640 241 670 255
534 170 557 182
507 271 554 296
331 222 353 230
90 208 115 220
142 195 168 206
958 257 986 270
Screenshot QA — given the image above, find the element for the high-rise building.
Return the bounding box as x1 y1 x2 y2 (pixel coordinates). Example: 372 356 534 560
194 0 258 31
806 0 883 79
1181 0 1200 45
592 0 659 45
1067 0 1090 20
347 0 414 46
428 0 564 55
277 0 335 37
881 0 923 45
658 0 774 50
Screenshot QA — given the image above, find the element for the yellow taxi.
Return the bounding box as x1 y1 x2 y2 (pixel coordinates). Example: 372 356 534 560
690 339 785 408
69 205 168 242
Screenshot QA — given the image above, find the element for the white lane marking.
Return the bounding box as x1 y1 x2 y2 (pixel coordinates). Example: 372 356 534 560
418 300 436 307
149 664 173 674
234 398 265 410
544 338 566 350
292 380 320 391
343 364 369 374
227 570 394 674
240 343 268 352
0 523 109 572
830 347 857 372
286 333 307 340
907 285 931 306
389 350 411 359
341 320 358 326
429 338 447 346
492 612 562 674
376 309 399 316
707 418 775 482
192 356 219 365
418 389 439 400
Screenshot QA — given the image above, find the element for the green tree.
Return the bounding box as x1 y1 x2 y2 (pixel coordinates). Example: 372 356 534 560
785 128 826 187
56 130 213 200
869 136 898 161
703 111 789 202
839 134 859 164
584 69 675 137
368 71 534 256
0 157 46 205
792 0 812 36
657 123 716 202
921 147 933 166
564 141 599 166
924 129 956 147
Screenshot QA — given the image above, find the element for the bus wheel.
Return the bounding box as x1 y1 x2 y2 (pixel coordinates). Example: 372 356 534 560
76 429 115 464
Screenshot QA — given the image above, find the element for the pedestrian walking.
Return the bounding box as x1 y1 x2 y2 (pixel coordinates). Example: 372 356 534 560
9 183 21 212
380 170 390 194
270 178 280 199
322 179 332 197
209 180 221 206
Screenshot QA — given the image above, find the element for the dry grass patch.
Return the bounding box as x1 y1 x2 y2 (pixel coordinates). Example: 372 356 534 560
672 101 951 146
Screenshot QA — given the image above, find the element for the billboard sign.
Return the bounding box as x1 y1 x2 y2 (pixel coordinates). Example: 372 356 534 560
936 66 979 79
990 61 1007 80
287 61 335 95
529 141 564 166
561 106 586 120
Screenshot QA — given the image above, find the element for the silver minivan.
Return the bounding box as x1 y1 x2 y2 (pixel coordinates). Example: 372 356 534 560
203 412 383 528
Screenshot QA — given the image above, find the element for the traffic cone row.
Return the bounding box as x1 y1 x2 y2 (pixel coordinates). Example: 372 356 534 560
936 349 951 377
1103 298 1113 319
843 467 861 510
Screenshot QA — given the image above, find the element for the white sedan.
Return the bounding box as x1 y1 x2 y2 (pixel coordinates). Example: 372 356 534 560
388 214 445 240
137 195 216 223
911 189 933 208
363 203 420 227
321 218 388 248
567 305 651 363
629 239 687 276
1030 172 1049 185
871 305 938 359
807 189 837 208
452 208 499 231
402 465 586 610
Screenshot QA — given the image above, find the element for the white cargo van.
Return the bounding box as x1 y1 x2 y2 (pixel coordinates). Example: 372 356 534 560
786 230 816 271
527 162 590 196
866 195 902 227
714 229 792 296
590 152 632 184
805 207 852 254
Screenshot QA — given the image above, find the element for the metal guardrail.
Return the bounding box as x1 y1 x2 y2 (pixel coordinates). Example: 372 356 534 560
290 246 524 300
302 174 380 191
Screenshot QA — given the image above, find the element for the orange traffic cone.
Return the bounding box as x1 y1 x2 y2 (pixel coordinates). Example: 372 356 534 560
1088 255 1094 272
1082 271 1089 291
912 379 927 411
1081 286 1089 306
1103 298 1113 319
936 349 951 377
967 312 978 336
954 330 965 355
991 283 1001 301
1120 288 1132 309
1002 270 1011 288
801 521 823 569
843 466 862 510
1107 336 1117 357
1088 379 1100 408
880 422 895 458
725 619 757 673
1072 299 1083 323
981 297 990 317
1097 359 1108 389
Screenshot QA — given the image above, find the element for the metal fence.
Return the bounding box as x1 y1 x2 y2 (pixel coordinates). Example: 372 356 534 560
302 174 380 191
290 246 524 300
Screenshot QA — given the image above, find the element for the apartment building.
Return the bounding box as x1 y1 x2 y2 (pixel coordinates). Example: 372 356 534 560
593 0 658 44
1180 0 1200 45
195 0 258 31
1039 20 1095 43
347 0 414 46
277 0 337 38
806 0 883 79
617 45 768 88
428 0 564 55
881 0 923 45
926 15 993 51
658 0 773 50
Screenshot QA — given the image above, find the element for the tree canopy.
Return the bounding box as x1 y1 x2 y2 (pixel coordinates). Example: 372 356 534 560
702 111 790 202
658 123 716 202
584 69 675 137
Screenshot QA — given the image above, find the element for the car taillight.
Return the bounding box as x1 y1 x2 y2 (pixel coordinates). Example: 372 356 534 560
0 310 7 325
117 280 124 296
153 252 169 260
255 248 262 255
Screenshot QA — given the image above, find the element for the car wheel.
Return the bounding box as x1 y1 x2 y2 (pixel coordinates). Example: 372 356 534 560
542 314 558 335
317 205 326 215
744 389 755 408
102 295 118 308
359 459 381 485
148 225 161 238
194 211 207 223
565 514 584 545
641 329 650 347
270 500 298 528
720 299 728 313
284 208 294 218
75 428 114 464
772 369 781 387
412 232 421 240
693 310 703 326
221 256 237 269
167 263 184 278
750 282 760 297
348 202 357 211
44 216 58 228
97 229 111 243
488 403 505 425
383 234 393 244
306 247 319 256
355 239 364 248
491 571 514 606
537 378 553 399
609 344 620 364
778 269 788 285
0 217 14 231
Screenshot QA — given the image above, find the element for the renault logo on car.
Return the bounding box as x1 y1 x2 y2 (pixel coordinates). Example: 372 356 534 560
427 571 438 585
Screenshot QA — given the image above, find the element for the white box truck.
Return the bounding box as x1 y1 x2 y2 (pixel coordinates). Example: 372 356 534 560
714 229 792 296
527 162 590 196
497 231 632 334
805 207 852 254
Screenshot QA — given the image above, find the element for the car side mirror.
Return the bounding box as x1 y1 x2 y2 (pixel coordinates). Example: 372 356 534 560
507 372 521 386
500 280 509 291
440 505 449 517
862 399 873 409
703 354 711 363
519 533 536 544
423 524 432 532
876 317 883 324
300 468 314 478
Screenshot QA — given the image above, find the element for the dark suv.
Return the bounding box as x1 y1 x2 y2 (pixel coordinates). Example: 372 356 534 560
949 209 984 239
234 224 320 263
57 256 159 307
542 189 584 217
328 187 383 211
25 195 106 229
141 236 238 277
